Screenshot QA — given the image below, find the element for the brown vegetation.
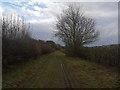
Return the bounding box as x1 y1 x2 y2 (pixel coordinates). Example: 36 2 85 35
65 45 119 67
2 15 54 71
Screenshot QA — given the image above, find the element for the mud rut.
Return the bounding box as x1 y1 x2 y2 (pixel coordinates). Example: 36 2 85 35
61 61 73 88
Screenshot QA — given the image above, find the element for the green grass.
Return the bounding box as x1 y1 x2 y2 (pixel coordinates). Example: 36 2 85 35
63 57 118 88
3 54 49 88
3 51 118 88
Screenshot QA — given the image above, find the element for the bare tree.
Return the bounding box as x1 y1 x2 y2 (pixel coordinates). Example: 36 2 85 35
55 4 99 50
2 15 30 40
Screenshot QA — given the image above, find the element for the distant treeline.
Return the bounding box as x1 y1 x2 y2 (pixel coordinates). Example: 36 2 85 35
66 45 119 66
2 15 55 70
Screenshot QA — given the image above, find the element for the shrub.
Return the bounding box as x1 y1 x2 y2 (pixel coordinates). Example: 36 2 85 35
2 15 54 70
65 44 119 67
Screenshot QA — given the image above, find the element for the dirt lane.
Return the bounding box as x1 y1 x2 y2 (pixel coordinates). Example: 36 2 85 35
3 51 118 88
18 51 67 88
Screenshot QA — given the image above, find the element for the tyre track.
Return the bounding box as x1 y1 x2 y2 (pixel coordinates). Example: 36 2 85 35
61 60 73 89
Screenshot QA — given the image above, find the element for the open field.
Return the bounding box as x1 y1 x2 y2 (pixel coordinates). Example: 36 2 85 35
3 51 118 88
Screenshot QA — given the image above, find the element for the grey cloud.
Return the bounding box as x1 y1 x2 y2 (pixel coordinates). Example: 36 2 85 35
30 22 64 45
87 35 118 47
30 2 118 46
30 22 55 40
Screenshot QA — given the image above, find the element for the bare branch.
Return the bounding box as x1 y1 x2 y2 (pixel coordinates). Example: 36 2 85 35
55 4 99 47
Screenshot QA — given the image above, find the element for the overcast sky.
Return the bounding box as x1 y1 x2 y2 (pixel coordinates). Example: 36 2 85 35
0 0 118 46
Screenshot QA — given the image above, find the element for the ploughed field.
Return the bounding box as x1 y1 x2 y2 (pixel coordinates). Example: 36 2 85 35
3 51 118 88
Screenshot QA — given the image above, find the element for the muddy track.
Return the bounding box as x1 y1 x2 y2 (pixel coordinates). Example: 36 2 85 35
61 60 73 89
